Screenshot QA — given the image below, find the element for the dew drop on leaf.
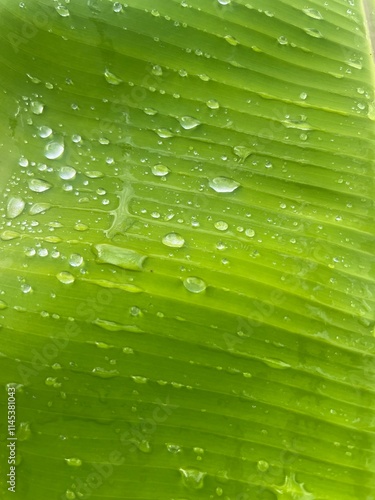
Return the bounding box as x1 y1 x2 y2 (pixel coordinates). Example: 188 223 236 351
206 99 220 109
151 164 170 177
214 221 229 231
56 272 75 285
179 116 201 130
69 254 84 267
30 101 44 115
55 4 70 17
44 140 64 160
65 457 82 467
38 126 53 138
180 467 207 490
303 8 323 20
304 27 323 38
28 179 52 193
162 233 185 248
209 177 240 193
59 166 77 180
104 68 123 85
7 197 25 219
183 277 207 294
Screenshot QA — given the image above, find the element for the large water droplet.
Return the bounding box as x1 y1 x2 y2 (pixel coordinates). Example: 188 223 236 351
29 203 52 215
85 170 104 179
156 128 174 138
56 272 75 285
206 99 220 109
180 467 207 490
7 197 25 219
209 177 240 193
91 367 120 378
93 244 146 271
179 116 201 130
303 8 323 19
104 68 123 85
59 166 76 180
38 126 53 138
233 145 252 161
44 140 64 160
162 233 185 248
151 164 170 177
31 101 44 115
304 27 323 38
28 179 52 193
183 277 207 294
69 254 84 267
55 4 70 17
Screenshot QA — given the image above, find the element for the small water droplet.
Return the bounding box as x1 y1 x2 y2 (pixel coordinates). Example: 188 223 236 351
65 457 82 467
257 460 269 472
7 197 25 219
183 277 206 294
85 170 104 179
93 244 146 271
0 300 8 310
218 0 231 4
21 283 33 294
151 164 170 177
162 233 185 248
38 126 53 138
56 272 75 285
19 157 29 167
233 145 252 161
300 92 308 100
179 116 201 130
206 99 220 109
113 2 123 12
65 490 76 500
28 178 52 193
59 166 76 180
245 228 255 237
156 128 173 138
209 176 240 193
29 203 52 215
104 68 123 85
44 140 64 160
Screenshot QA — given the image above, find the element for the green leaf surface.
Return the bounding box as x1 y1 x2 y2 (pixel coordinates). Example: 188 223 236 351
0 1 374 499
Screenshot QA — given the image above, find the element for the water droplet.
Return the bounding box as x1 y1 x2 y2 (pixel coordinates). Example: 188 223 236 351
65 490 76 500
209 177 240 193
300 92 308 100
30 101 44 115
59 166 76 180
74 222 88 231
0 300 8 310
44 140 64 160
92 367 119 378
263 358 291 370
218 0 231 4
132 375 147 384
85 170 104 179
156 128 173 138
55 4 70 17
28 178 52 193
1 230 20 241
151 164 170 177
206 99 220 109
151 64 163 76
17 422 31 441
245 228 255 237
29 203 52 215
183 277 207 294
69 254 84 267
65 457 82 467
180 467 207 490
113 2 122 12
21 284 33 294
7 197 25 219
257 460 269 472
179 116 201 130
273 473 315 500
104 68 123 85
303 8 323 20
224 34 239 46
93 244 146 271
38 126 53 138
233 145 252 161
278 36 288 45
56 272 75 285
304 27 323 38
19 157 29 167
162 233 185 248
214 221 228 231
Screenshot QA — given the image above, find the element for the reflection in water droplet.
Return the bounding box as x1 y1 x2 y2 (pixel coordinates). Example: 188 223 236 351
245 228 255 237
224 34 239 46
44 140 64 160
56 272 75 285
209 177 240 193
206 99 220 109
183 277 207 294
38 126 53 138
7 197 25 219
21 284 33 294
104 68 123 85
151 164 170 177
93 244 146 271
278 36 288 45
156 128 173 138
179 116 201 130
162 233 185 248
28 179 52 193
218 0 231 4
85 170 104 178
29 203 52 215
59 166 76 180
180 467 207 490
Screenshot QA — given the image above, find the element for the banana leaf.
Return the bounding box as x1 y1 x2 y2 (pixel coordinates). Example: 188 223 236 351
0 0 374 499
